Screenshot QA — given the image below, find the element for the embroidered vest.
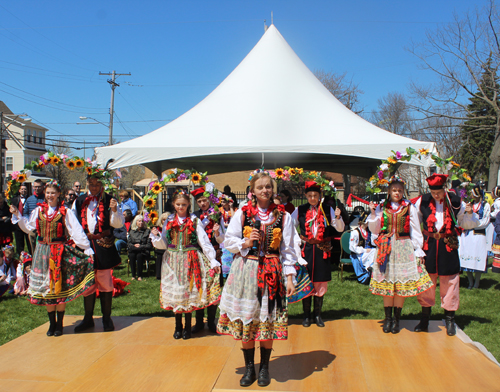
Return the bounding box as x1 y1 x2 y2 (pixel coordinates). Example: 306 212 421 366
167 214 199 251
381 203 410 239
37 209 65 242
243 210 284 257
420 193 460 233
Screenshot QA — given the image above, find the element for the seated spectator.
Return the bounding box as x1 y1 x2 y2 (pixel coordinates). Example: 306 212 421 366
0 249 16 297
0 194 13 247
279 189 295 214
349 212 376 284
64 189 77 208
223 185 239 208
115 209 134 253
128 215 152 281
14 251 32 295
73 181 83 196
119 190 138 216
152 212 169 280
349 205 367 229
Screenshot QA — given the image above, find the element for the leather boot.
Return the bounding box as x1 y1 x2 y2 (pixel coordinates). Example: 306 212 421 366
74 293 96 333
383 307 392 333
391 307 402 334
414 307 431 332
302 296 312 327
258 347 272 387
54 311 65 337
173 313 183 339
207 305 218 333
444 310 456 336
47 311 57 336
240 348 256 387
100 292 115 332
314 296 325 327
182 312 192 340
191 309 205 333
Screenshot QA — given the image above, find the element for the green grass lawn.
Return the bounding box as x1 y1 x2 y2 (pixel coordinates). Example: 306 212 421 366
2 254 499 361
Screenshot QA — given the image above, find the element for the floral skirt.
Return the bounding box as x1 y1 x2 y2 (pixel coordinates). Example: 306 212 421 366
28 243 95 306
217 255 288 342
221 247 235 278
370 238 433 297
160 249 221 313
287 264 313 304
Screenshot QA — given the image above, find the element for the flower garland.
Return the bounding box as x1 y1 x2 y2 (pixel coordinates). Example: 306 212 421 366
366 147 473 199
425 198 454 252
5 151 117 202
305 205 326 241
142 168 223 227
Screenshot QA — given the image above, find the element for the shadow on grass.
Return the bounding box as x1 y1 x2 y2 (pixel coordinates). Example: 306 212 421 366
234 350 336 382
474 278 499 290
129 310 175 318
455 313 492 328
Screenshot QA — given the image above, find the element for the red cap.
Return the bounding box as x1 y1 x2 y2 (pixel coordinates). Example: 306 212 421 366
305 180 321 193
426 174 448 190
190 187 205 198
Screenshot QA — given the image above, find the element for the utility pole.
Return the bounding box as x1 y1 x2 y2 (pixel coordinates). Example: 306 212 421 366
99 70 131 145
0 112 3 192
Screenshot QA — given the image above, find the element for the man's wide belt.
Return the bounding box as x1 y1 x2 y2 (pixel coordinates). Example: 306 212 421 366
422 229 451 240
87 229 111 240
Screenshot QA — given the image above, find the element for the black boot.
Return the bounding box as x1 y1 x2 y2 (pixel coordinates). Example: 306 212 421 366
258 347 272 387
54 311 65 337
444 310 456 336
100 292 115 332
173 313 183 339
182 312 192 340
191 309 205 333
391 307 402 334
240 348 256 387
207 305 217 333
74 293 96 333
383 307 392 333
47 311 57 336
414 307 431 332
314 296 325 327
302 296 312 327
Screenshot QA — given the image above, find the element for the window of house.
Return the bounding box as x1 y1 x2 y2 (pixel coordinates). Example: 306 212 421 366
39 130 44 144
26 129 31 143
6 156 13 171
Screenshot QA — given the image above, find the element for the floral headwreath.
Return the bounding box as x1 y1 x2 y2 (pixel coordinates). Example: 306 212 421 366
46 179 61 188
366 147 473 199
2 244 14 253
248 168 270 183
142 168 223 227
173 188 189 197
266 166 337 198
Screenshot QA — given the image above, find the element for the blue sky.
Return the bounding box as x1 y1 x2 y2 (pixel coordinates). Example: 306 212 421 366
0 0 484 158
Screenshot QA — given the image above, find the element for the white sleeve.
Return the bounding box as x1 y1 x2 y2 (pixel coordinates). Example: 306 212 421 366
215 216 225 244
290 208 299 227
110 206 125 229
64 208 94 256
280 213 298 276
491 200 500 218
223 209 248 256
329 206 345 232
196 219 220 268
367 205 382 234
409 204 425 257
292 227 307 265
349 230 364 254
150 232 167 250
458 202 480 230
475 203 491 230
11 207 38 234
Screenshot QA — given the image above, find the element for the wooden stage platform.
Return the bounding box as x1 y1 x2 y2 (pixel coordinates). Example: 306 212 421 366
1 316 499 392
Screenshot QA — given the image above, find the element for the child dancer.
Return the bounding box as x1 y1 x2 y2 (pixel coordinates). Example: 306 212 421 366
349 211 376 284
14 251 32 295
151 190 221 340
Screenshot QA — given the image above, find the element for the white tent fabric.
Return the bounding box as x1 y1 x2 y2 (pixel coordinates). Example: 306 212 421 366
96 25 436 177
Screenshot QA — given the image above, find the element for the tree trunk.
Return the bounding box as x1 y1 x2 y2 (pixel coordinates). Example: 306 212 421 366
343 174 351 202
488 124 500 190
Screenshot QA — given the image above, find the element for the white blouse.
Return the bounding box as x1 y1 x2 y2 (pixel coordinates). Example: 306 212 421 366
150 214 220 269
71 196 125 234
491 198 500 219
13 206 94 256
367 201 426 258
472 202 491 230
349 227 375 255
223 208 298 277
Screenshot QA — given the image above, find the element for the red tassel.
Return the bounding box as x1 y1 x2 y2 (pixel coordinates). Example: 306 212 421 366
347 194 352 207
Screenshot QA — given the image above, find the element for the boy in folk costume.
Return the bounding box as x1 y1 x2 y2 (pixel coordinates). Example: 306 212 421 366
291 180 344 328
72 168 125 333
349 211 376 284
414 174 478 336
191 186 224 333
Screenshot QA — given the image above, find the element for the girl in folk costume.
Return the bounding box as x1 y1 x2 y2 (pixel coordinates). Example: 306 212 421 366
14 251 32 295
368 176 433 334
220 193 237 278
10 180 95 337
349 211 377 284
217 171 296 388
291 180 344 328
151 190 221 340
491 186 500 273
459 185 491 288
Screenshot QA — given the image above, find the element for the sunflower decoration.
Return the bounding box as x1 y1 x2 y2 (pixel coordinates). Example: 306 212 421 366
191 172 202 184
75 159 84 168
144 198 156 208
52 156 61 165
151 182 163 194
275 168 285 179
288 168 297 176
85 166 93 175
66 160 76 170
17 173 27 183
149 210 159 225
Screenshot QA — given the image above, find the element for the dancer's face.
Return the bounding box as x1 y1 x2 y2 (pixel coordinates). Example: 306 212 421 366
430 189 445 202
196 196 210 212
174 197 189 217
45 186 60 206
252 177 273 204
389 183 404 203
306 191 320 207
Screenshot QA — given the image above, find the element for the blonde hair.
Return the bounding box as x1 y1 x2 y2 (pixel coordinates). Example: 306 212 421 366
157 212 169 227
249 172 279 218
131 214 145 231
172 193 191 214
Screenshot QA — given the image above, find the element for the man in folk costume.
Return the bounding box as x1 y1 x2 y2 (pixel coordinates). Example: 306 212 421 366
191 186 224 333
73 168 125 333
291 180 344 327
414 174 478 336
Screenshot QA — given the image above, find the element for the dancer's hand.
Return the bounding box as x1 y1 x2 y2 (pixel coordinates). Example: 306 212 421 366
213 266 221 274
465 202 472 214
335 207 341 218
286 275 295 297
244 228 261 249
9 205 19 215
369 202 376 214
110 198 118 212
151 227 159 236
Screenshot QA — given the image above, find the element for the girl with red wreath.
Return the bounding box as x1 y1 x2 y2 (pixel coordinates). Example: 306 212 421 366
368 176 433 334
217 170 296 388
150 191 221 340
291 180 345 329
10 180 95 337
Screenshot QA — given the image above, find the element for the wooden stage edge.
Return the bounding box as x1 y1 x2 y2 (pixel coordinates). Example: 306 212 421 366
1 317 499 392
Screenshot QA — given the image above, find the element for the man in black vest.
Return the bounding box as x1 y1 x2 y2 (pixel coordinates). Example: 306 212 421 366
291 180 344 328
72 174 124 332
414 174 478 336
11 184 29 255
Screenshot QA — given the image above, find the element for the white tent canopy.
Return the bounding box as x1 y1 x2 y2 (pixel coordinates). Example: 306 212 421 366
96 25 436 177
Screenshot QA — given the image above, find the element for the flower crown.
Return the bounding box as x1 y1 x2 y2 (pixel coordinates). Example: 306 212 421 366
248 168 270 183
46 179 61 188
388 175 406 186
2 244 14 252
173 188 189 197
